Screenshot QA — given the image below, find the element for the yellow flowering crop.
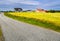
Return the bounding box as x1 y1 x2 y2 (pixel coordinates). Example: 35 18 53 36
9 12 60 26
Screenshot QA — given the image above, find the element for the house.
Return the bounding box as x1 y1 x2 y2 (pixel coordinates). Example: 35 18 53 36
36 8 47 12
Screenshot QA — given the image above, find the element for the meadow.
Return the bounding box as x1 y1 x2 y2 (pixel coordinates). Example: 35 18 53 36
4 12 60 32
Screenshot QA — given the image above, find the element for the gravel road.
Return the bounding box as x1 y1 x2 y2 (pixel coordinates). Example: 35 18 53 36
0 13 60 41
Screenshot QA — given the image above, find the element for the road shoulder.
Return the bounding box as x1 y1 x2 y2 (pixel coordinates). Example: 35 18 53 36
0 26 5 41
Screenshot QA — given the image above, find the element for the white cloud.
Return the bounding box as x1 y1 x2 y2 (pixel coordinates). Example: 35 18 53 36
0 0 40 5
0 0 13 5
19 1 40 5
43 1 60 7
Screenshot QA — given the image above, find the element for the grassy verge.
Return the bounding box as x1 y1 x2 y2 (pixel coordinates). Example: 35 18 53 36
4 12 60 32
0 27 2 37
0 26 4 41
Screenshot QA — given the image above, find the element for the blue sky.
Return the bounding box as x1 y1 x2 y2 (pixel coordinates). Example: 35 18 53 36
0 0 60 11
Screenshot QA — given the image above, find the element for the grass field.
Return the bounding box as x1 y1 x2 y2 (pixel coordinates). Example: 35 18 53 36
4 12 60 32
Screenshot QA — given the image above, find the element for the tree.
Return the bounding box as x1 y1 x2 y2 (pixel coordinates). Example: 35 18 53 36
14 8 23 12
48 10 55 13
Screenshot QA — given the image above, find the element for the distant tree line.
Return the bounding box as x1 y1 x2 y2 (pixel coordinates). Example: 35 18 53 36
0 8 60 13
48 10 60 13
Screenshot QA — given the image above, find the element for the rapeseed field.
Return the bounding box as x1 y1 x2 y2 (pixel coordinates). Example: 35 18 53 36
9 12 60 26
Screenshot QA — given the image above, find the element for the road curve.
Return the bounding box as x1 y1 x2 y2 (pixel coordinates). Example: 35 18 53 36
0 13 60 41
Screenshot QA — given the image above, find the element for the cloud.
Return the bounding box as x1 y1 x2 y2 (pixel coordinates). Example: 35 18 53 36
18 1 40 5
0 0 13 5
0 0 40 5
43 1 60 7
0 0 60 10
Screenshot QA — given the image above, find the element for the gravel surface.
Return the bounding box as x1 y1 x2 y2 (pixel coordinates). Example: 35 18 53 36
0 13 60 41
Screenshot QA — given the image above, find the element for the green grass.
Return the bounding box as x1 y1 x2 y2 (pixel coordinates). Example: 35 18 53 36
0 26 4 41
4 12 60 32
0 26 2 37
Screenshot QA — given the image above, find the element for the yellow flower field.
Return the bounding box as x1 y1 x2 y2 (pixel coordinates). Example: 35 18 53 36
9 12 60 26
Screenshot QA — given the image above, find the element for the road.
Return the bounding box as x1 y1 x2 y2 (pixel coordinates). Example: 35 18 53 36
0 13 60 41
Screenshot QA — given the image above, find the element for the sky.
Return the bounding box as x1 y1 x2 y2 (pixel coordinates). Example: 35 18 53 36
0 0 60 11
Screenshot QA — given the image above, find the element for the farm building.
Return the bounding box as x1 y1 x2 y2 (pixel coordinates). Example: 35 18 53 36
36 8 47 12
